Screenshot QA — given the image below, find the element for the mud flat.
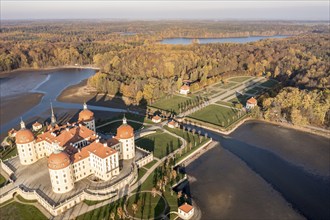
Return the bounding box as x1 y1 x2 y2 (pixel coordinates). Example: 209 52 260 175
0 93 44 127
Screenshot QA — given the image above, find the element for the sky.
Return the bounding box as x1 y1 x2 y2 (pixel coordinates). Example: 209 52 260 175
1 1 329 20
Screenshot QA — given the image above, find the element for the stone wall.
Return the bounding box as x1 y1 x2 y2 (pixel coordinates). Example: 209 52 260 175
1 159 15 177
0 163 138 217
135 148 154 168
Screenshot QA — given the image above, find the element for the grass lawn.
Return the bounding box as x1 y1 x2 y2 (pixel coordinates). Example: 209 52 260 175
229 76 253 83
252 86 265 93
16 195 37 204
164 127 211 164
229 94 250 105
1 146 18 160
98 121 147 135
138 168 148 180
150 95 190 114
0 202 47 220
244 88 258 94
188 104 241 127
0 174 7 187
136 132 181 158
76 197 127 220
219 82 237 89
259 79 279 88
83 199 107 206
96 113 152 127
143 159 158 169
215 101 235 107
126 192 166 219
175 138 211 165
132 167 179 213
78 164 179 220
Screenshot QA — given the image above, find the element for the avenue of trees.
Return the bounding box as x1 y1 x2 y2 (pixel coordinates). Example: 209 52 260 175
1 21 329 128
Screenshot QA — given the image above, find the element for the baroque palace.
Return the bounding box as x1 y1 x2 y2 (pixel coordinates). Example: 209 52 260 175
0 103 154 216
15 103 136 194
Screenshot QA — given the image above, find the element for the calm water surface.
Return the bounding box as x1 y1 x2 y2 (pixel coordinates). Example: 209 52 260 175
160 35 289 45
186 122 330 220
0 69 127 133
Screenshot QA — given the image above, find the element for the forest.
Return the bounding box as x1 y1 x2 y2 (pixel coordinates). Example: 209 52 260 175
1 20 329 128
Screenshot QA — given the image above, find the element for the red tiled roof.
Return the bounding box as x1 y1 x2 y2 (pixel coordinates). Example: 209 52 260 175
153 115 161 120
179 203 193 213
33 121 42 127
72 140 117 163
168 120 176 126
180 85 190 91
36 124 95 148
247 97 257 105
116 124 134 139
48 151 71 170
16 129 35 144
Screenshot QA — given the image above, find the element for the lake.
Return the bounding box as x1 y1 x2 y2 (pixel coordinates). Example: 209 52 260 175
185 121 330 220
160 35 289 45
0 68 127 134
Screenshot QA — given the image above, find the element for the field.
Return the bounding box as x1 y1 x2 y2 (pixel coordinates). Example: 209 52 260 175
188 104 242 127
135 131 181 158
150 95 191 114
0 202 47 220
126 192 166 219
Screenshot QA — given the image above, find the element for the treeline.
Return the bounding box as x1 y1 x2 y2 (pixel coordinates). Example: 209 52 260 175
89 34 329 97
261 88 330 127
1 21 329 127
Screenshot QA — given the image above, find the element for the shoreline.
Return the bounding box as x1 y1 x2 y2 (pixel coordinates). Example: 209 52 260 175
185 117 329 139
0 65 100 75
57 79 146 114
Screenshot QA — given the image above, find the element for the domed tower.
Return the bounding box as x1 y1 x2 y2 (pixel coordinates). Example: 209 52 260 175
116 115 135 160
48 150 74 194
78 102 95 132
16 119 38 165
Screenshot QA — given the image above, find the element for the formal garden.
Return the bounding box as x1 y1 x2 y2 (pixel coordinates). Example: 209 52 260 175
188 104 245 128
135 131 182 158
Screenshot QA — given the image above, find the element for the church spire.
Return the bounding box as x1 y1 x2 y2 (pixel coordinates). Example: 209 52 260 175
83 102 88 110
50 102 56 126
122 114 127 125
20 117 26 129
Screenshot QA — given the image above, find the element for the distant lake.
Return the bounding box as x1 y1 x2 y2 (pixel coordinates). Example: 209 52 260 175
160 35 289 45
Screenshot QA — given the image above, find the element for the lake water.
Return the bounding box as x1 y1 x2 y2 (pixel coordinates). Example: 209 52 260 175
0 69 128 134
160 35 289 45
185 121 330 220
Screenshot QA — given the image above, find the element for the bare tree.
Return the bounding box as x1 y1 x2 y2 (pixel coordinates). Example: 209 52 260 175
132 203 138 215
110 212 115 220
117 207 124 219
152 187 157 198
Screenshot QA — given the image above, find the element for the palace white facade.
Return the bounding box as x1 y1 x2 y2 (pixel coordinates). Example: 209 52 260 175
15 104 136 194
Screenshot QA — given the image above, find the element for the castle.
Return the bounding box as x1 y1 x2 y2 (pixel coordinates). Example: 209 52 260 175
15 103 136 194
